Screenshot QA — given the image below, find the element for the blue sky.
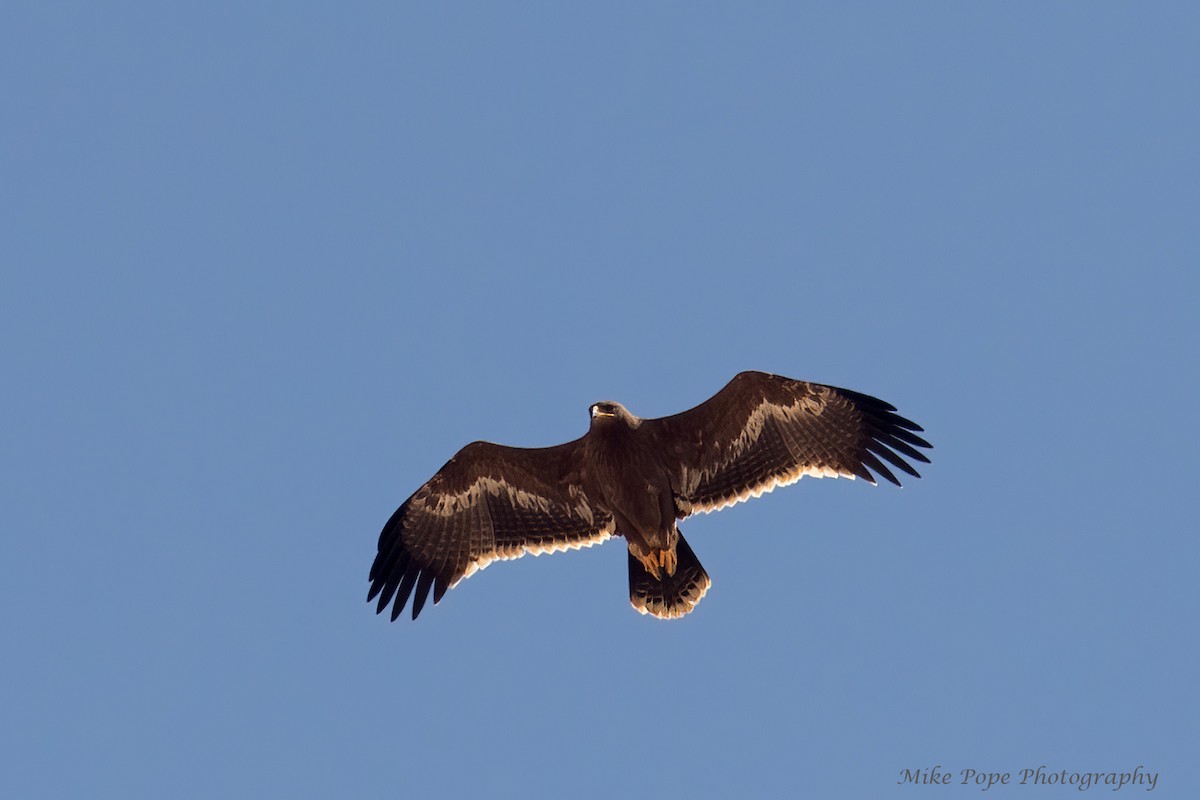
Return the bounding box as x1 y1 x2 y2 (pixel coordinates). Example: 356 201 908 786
4 4 1197 797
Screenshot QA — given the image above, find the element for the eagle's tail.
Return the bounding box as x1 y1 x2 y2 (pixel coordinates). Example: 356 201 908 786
628 532 711 619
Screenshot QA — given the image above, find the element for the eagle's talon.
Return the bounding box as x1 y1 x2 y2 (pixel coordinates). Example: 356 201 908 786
644 558 662 580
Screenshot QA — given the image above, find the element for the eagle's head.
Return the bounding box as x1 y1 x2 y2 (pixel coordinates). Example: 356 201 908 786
589 400 641 428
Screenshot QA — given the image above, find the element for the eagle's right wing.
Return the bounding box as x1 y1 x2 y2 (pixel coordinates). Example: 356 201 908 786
368 440 614 620
644 371 932 517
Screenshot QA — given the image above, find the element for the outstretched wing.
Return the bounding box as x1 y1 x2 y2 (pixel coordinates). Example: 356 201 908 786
368 439 614 620
645 371 932 517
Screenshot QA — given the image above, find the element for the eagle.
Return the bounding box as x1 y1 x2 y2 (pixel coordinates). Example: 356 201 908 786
368 371 931 621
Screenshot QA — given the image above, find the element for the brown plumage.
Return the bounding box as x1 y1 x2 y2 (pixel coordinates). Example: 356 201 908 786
368 371 932 621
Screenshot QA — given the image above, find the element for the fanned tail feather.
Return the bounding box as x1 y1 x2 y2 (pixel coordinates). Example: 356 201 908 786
628 533 710 619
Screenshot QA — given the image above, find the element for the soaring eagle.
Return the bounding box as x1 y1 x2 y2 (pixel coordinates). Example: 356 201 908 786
368 371 931 621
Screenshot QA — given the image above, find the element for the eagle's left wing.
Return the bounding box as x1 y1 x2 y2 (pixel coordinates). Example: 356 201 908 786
644 371 932 517
368 439 614 620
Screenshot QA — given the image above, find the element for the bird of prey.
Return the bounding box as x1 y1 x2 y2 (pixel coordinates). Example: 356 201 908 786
368 371 931 621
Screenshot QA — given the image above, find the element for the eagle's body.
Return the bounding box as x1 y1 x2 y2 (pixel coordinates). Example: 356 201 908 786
583 406 679 579
368 371 932 621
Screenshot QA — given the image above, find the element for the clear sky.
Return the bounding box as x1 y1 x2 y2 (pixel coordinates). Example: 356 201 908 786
4 4 1197 798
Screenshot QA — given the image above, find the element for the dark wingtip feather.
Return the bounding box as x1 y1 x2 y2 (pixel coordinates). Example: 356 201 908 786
411 572 436 620
889 426 932 450
860 450 901 487
878 433 932 464
883 412 924 433
848 459 878 485
389 570 420 622
867 440 921 478
838 388 898 413
373 575 399 615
